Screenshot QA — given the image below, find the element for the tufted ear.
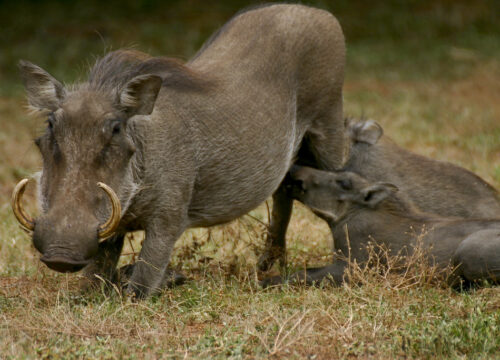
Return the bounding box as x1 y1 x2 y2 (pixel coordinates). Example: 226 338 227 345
348 118 383 145
119 74 162 116
19 60 66 112
357 183 398 208
288 165 316 192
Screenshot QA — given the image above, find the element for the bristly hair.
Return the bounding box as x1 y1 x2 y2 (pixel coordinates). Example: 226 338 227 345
86 49 211 96
191 3 281 61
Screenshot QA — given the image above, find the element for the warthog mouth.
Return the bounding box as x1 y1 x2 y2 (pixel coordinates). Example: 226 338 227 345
40 254 90 273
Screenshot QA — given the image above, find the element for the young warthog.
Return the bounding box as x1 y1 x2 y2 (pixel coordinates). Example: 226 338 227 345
12 5 347 298
262 165 500 287
258 118 500 271
344 118 500 218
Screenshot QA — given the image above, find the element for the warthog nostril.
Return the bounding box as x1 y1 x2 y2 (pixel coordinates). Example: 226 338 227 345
40 255 89 273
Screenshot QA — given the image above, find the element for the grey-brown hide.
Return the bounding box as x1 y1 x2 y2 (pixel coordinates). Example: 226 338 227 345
20 5 347 297
258 117 500 272
262 166 500 287
23 59 152 273
344 118 500 218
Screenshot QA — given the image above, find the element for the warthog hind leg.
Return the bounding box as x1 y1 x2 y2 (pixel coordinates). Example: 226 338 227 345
258 184 293 271
453 230 500 285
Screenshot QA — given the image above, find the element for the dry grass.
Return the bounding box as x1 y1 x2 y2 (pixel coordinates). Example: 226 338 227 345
339 228 456 292
1 1 500 358
1 187 499 358
2 70 500 357
1 242 499 359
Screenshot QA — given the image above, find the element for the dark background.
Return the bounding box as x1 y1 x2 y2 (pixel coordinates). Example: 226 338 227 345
1 0 498 95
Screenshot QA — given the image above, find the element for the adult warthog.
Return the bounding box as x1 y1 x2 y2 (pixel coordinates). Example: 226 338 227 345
262 166 500 287
12 4 347 297
258 117 500 271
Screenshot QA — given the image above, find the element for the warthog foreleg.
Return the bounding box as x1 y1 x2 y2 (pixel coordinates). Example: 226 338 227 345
126 218 186 298
81 233 125 285
258 184 293 271
117 263 186 290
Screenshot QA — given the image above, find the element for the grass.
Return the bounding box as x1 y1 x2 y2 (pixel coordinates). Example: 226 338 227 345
1 0 500 358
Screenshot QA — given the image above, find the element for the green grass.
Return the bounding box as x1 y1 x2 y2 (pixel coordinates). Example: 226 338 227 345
1 0 500 358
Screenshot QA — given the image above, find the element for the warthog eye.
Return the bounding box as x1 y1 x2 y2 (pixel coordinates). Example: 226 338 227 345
112 121 121 135
34 136 42 148
336 179 352 190
364 191 373 202
46 113 55 130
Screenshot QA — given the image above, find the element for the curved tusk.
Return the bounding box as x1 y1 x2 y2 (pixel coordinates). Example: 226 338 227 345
97 182 122 242
11 178 35 232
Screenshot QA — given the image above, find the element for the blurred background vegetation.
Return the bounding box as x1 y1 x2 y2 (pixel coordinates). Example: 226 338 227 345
1 0 499 196
1 0 499 95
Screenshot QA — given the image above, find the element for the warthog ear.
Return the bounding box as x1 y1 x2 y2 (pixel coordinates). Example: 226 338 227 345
19 60 66 112
120 74 162 116
348 119 383 145
288 165 313 192
358 183 398 208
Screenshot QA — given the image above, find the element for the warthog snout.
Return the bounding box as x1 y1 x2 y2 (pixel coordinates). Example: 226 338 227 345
32 214 101 272
12 179 122 273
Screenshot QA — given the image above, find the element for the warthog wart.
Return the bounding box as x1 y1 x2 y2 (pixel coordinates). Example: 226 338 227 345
262 165 500 287
258 117 500 271
12 4 347 297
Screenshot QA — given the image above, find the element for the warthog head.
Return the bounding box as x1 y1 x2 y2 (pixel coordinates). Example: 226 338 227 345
289 165 399 222
12 51 163 272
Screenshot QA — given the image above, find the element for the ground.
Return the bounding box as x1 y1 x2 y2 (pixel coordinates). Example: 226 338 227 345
1 0 499 358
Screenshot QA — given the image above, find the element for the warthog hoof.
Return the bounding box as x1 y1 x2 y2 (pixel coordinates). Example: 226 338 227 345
257 246 286 272
116 264 187 294
260 275 285 288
